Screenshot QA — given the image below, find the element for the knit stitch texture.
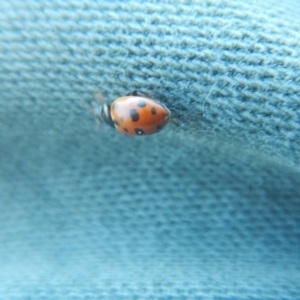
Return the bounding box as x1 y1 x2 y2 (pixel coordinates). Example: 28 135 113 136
0 0 300 299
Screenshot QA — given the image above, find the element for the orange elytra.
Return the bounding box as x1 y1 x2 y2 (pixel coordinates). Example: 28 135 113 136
95 90 170 136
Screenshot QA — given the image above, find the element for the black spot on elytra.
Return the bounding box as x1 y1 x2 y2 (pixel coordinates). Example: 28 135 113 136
137 99 147 107
124 128 128 132
135 128 145 135
130 109 139 122
157 125 162 131
151 107 157 115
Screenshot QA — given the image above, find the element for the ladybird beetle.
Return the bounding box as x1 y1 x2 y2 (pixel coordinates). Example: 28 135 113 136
95 90 170 136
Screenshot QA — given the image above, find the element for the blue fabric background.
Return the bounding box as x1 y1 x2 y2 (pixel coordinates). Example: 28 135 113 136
0 0 300 299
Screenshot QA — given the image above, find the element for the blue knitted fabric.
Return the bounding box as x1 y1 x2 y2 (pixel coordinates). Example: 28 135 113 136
0 0 300 299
